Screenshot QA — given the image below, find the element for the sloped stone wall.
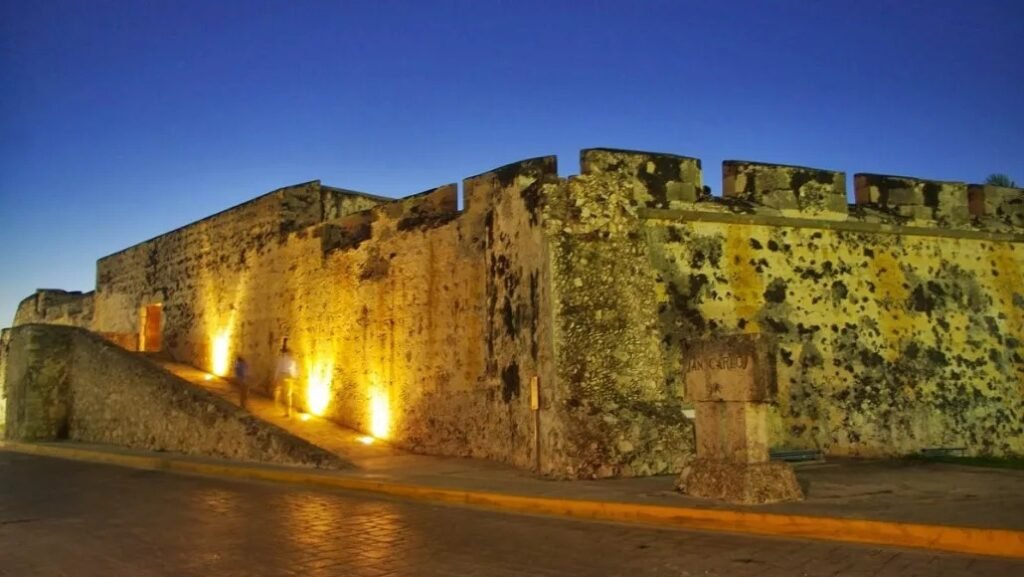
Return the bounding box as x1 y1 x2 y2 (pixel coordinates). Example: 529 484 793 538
2 324 343 468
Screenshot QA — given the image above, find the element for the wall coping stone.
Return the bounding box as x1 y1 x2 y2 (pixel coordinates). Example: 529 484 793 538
640 207 1024 243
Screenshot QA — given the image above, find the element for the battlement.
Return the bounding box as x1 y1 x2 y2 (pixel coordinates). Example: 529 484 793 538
853 173 970 226
13 289 94 328
580 148 703 207
310 148 1024 255
554 147 1023 238
723 160 847 220
968 184 1024 230
320 183 460 255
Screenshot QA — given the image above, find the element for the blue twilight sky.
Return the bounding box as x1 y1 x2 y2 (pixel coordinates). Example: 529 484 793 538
1 0 1022 326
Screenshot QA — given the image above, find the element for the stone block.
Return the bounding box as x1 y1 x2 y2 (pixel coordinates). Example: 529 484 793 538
675 457 803 504
580 148 703 208
463 156 558 214
684 333 776 402
854 173 969 226
694 401 770 464
723 160 847 219
967 184 1024 228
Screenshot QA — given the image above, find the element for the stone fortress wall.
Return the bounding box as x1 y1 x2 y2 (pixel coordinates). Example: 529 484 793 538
553 150 1023 466
7 147 1023 478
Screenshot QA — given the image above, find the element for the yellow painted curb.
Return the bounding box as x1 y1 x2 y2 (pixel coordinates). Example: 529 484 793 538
3 441 1023 559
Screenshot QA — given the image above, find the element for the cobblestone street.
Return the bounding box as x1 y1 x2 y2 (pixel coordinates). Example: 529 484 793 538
1 453 1020 577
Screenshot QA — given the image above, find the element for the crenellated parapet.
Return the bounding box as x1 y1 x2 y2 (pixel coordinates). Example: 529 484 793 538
12 289 94 328
723 161 847 220
580 148 704 208
854 173 970 227
372 183 459 234
463 156 559 226
319 183 460 255
547 147 1022 238
968 184 1024 231
309 148 1023 254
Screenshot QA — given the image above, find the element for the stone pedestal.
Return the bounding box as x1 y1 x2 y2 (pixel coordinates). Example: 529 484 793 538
675 459 802 504
676 334 803 504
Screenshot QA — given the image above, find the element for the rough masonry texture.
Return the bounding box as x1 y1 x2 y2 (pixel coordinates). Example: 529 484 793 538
5 148 1024 478
1 324 344 468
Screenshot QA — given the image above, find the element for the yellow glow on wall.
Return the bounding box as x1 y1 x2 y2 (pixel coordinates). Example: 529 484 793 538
369 384 391 439
211 329 232 376
198 263 249 379
306 361 334 416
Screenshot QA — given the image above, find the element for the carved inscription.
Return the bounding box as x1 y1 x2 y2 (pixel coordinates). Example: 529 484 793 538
685 354 749 373
684 339 765 403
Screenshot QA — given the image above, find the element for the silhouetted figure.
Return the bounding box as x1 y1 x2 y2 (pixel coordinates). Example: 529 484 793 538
275 340 297 418
233 355 249 409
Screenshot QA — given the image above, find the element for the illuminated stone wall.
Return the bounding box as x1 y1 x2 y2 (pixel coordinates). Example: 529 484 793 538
11 148 1023 476
83 168 564 473
91 180 384 365
213 167 560 471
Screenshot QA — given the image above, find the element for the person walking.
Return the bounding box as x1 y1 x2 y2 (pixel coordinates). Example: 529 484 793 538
233 355 249 409
275 340 297 418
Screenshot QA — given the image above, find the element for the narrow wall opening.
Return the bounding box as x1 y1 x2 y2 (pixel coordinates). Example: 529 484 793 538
139 303 163 352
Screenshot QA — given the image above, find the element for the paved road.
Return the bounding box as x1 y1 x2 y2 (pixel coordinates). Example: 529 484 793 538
0 452 1019 577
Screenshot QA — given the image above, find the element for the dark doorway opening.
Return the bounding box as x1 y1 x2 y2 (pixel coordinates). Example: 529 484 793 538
140 303 163 352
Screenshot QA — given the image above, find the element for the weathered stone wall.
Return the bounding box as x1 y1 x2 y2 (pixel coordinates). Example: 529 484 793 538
571 150 1024 459
92 181 385 359
2 325 73 440
1 324 343 467
86 167 566 474
13 289 94 328
539 149 700 478
12 147 1023 477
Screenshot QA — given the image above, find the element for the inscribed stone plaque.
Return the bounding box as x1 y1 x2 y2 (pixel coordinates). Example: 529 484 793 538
684 334 776 402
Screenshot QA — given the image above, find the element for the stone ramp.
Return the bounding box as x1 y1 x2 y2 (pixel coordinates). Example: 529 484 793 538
158 361 416 470
1 324 347 470
158 361 539 478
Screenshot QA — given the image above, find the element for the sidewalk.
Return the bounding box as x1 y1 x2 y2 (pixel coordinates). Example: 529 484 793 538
3 360 1021 559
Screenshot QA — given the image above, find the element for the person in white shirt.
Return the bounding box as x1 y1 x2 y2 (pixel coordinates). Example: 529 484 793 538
274 340 297 418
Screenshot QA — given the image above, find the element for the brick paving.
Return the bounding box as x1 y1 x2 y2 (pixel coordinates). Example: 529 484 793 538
163 360 1024 533
1 452 1020 577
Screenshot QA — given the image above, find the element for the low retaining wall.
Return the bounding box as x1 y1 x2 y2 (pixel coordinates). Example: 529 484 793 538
1 324 344 469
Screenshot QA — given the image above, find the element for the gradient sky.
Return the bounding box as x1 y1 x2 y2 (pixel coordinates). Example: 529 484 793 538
1 0 1022 326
